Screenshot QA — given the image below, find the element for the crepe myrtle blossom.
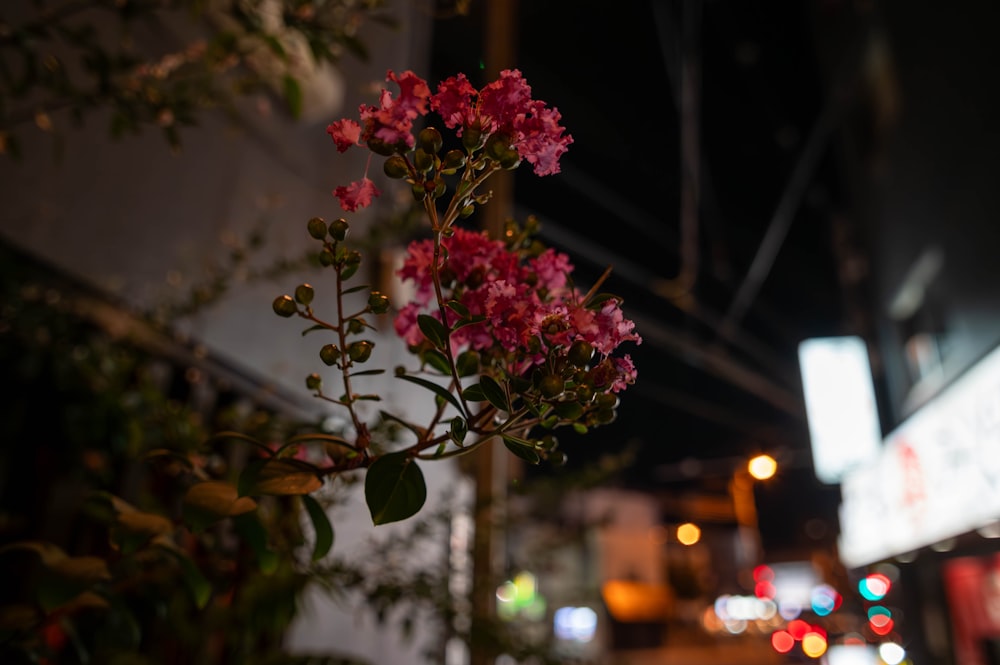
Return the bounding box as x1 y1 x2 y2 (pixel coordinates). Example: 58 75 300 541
326 68 572 212
393 228 640 393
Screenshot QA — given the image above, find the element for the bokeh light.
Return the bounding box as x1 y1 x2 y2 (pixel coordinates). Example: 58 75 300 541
858 572 891 600
748 454 778 480
771 630 795 653
677 522 701 545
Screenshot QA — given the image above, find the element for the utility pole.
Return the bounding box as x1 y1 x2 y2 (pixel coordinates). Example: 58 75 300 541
468 2 518 665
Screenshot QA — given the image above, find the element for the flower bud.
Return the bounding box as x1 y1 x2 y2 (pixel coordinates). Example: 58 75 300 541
547 450 568 467
272 295 297 317
305 373 322 390
294 283 314 305
411 182 426 202
595 392 620 410
418 127 443 154
539 374 564 399
329 218 349 241
307 217 327 239
460 204 475 218
319 343 341 365
347 318 365 334
414 148 434 172
383 155 409 179
367 137 396 156
347 340 374 362
499 149 520 169
442 149 466 170
319 249 335 266
567 340 594 367
485 133 510 161
368 291 390 314
592 408 617 425
341 250 362 279
462 126 483 151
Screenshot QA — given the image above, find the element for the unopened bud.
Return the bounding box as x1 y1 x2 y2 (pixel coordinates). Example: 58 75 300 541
294 283 314 305
307 217 327 239
329 218 349 241
383 155 409 179
418 127 443 154
272 295 297 317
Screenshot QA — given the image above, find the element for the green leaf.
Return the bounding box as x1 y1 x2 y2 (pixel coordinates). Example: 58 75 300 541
501 434 541 465
397 374 462 413
182 481 257 532
461 383 486 402
422 348 452 375
233 512 278 573
301 494 334 560
456 350 479 377
417 314 449 349
445 299 470 319
365 452 426 525
342 284 372 295
301 324 328 336
283 75 303 119
553 401 584 420
450 416 467 446
379 411 427 440
452 315 486 331
350 368 386 377
480 375 509 412
159 545 212 609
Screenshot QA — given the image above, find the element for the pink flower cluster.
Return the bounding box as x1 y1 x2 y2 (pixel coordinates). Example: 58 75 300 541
393 228 640 393
326 69 573 212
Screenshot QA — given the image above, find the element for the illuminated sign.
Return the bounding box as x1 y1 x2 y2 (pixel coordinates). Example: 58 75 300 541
838 344 1000 567
798 336 883 484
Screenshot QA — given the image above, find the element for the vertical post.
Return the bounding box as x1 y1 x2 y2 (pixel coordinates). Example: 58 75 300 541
469 3 518 665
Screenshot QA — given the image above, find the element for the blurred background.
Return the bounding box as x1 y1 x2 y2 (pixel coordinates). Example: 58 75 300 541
2 0 1000 664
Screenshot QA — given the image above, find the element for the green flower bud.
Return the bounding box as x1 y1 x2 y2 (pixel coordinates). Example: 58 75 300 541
368 291 390 314
341 251 362 280
319 343 341 366
442 149 466 170
499 149 520 170
592 408 617 425
539 374 564 399
433 180 447 199
460 204 476 218
539 435 558 451
595 392 620 410
347 340 374 363
567 340 594 367
329 218 349 241
347 318 365 334
411 182 426 202
272 295 297 317
305 373 322 390
418 127 443 154
367 137 396 156
307 217 327 239
462 126 483 151
294 283 314 305
547 450 568 467
383 155 409 179
485 133 510 161
414 148 434 172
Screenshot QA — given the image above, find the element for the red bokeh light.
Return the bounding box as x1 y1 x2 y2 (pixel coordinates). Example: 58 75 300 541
788 619 810 640
771 630 795 653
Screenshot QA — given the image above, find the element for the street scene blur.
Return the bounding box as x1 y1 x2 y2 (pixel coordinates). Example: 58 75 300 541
2 1 999 664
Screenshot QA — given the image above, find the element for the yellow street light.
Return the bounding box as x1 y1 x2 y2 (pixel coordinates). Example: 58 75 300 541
747 454 778 481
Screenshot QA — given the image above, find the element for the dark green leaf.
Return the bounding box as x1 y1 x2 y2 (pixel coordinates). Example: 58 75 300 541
234 512 278 573
379 410 427 440
450 416 467 446
501 435 541 465
349 368 386 377
159 545 211 609
365 452 426 525
301 494 334 560
284 75 303 119
445 299 470 319
422 348 452 375
417 314 449 349
301 324 328 336
456 351 479 377
342 284 372 295
397 374 462 413
452 315 486 331
480 375 509 412
461 383 486 402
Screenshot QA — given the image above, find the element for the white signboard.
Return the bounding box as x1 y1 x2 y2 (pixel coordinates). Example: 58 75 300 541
798 336 883 484
838 344 1000 568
